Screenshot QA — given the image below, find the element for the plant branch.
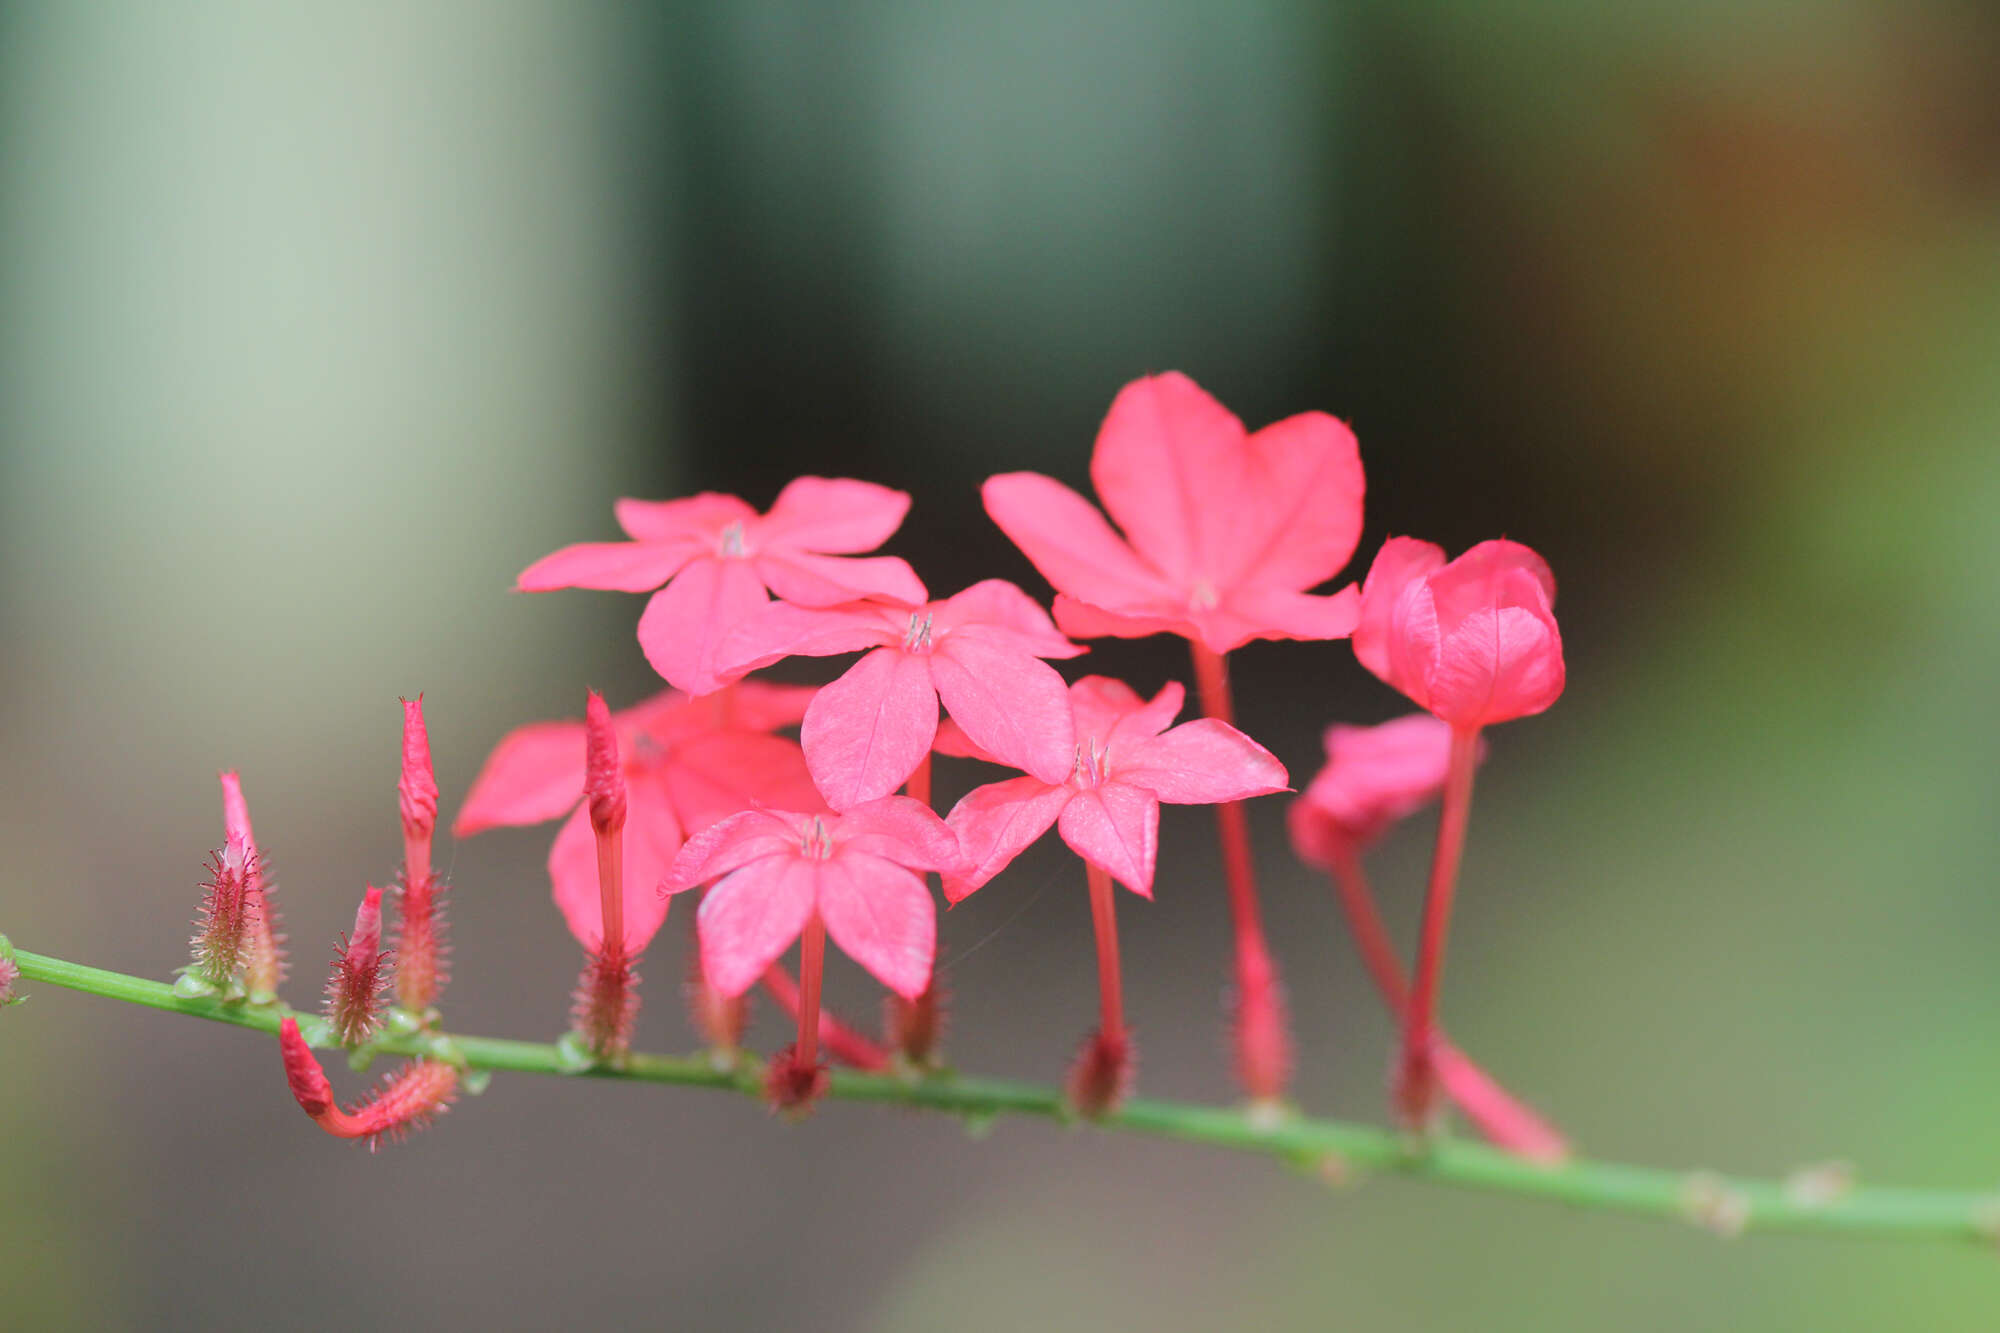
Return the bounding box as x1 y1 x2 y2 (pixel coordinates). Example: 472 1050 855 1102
9 944 1997 1247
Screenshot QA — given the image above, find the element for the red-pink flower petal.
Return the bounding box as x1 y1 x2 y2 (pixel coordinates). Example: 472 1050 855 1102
1222 585 1361 644
1114 718 1288 805
716 600 898 677
1050 595 1190 644
1090 372 1247 583
635 556 772 696
835 795 962 871
930 717 997 763
933 579 1086 658
698 856 820 998
516 540 699 594
980 472 1173 613
1069 676 1181 749
1057 784 1160 897
662 808 802 895
1352 537 1446 683
800 647 941 810
930 628 1076 785
756 551 927 608
714 680 820 732
1423 593 1564 728
756 476 914 554
817 853 935 999
941 776 1071 901
453 719 586 836
1367 539 1565 728
548 787 680 953
1288 714 1466 865
664 732 825 833
1213 411 1365 592
614 493 756 542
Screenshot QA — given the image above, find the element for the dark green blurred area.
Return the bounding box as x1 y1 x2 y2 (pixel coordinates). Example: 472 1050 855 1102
3 3 1998 1329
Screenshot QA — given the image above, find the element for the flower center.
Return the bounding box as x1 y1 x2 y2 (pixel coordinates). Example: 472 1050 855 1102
1071 737 1111 788
716 522 748 559
902 611 935 654
800 816 834 861
1189 578 1220 611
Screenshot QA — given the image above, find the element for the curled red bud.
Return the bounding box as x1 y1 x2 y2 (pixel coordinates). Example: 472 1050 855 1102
583 690 626 835
278 1017 458 1149
325 886 390 1046
1067 1027 1133 1119
280 1017 337 1118
763 1043 829 1115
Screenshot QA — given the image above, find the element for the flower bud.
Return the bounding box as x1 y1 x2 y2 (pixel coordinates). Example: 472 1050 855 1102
220 772 286 1000
278 1018 458 1150
325 886 390 1046
1353 538 1564 730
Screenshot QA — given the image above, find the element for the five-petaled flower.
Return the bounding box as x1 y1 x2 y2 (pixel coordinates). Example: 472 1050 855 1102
719 578 1084 811
983 371 1366 655
1352 538 1565 731
942 676 1288 900
662 798 960 1001
456 683 822 956
516 478 927 696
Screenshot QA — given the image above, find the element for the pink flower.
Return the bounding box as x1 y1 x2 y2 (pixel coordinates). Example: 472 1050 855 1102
720 579 1085 811
942 676 1288 900
1352 538 1565 730
982 372 1366 655
456 683 822 955
516 478 926 695
662 798 959 1001
1288 714 1483 866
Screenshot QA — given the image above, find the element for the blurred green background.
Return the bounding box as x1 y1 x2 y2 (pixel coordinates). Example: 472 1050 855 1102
3 2 1998 1328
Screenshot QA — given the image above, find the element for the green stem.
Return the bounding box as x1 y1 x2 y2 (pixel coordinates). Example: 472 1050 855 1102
9 944 1996 1246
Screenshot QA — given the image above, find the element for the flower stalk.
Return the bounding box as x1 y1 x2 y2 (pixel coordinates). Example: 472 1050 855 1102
572 691 639 1060
1068 860 1133 1117
1188 642 1292 1107
1397 725 1481 1133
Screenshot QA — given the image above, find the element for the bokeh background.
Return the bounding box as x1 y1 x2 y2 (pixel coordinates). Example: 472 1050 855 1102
4 2 1999 1329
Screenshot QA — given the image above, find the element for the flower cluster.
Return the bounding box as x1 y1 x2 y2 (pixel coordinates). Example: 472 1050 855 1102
179 370 1565 1144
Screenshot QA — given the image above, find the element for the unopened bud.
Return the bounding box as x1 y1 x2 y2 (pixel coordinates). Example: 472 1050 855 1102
278 1017 458 1150
583 691 626 836
325 886 390 1046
